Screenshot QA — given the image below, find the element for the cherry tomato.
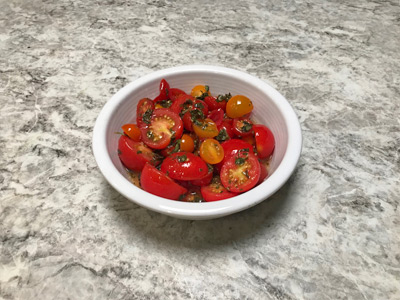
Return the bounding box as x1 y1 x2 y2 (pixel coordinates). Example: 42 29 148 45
140 109 183 150
226 95 253 118
191 165 213 186
168 88 187 101
153 79 170 103
191 85 210 98
258 160 268 184
201 177 238 202
180 134 195 152
253 124 275 159
118 135 161 171
200 139 224 164
140 163 187 200
160 152 208 180
232 118 254 137
216 119 235 141
193 118 219 138
121 124 141 142
214 139 255 173
207 108 224 126
136 98 155 127
220 151 260 193
242 134 255 146
204 95 228 111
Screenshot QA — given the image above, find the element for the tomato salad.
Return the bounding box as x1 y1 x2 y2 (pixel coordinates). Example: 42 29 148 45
117 79 275 202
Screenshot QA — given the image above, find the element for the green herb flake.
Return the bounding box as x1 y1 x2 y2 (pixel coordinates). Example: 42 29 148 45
241 120 253 132
178 194 186 201
158 99 172 108
215 128 229 142
205 85 209 92
177 154 187 163
194 102 204 110
137 150 142 154
235 157 246 166
216 93 232 103
142 109 153 124
118 149 122 155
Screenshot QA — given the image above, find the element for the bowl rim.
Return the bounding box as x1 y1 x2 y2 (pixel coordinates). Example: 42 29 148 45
92 65 302 219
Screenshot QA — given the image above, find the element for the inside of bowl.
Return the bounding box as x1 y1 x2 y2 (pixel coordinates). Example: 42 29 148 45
106 71 288 182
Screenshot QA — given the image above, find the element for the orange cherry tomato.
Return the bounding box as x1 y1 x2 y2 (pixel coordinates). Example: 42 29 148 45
191 85 211 98
200 139 224 164
226 95 253 118
122 124 141 142
180 134 195 152
193 118 219 138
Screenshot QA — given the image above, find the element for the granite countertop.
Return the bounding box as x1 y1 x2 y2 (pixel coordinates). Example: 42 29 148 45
1 0 399 299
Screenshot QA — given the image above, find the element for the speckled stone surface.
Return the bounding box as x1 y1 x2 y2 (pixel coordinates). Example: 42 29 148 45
1 0 399 299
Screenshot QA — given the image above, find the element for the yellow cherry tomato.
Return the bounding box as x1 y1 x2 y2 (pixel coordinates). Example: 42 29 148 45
180 134 195 152
121 124 141 142
200 139 224 164
226 95 253 118
191 85 211 98
193 118 219 138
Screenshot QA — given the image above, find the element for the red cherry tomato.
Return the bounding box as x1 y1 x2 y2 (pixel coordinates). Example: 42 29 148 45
207 108 224 126
140 109 183 150
168 88 187 101
204 95 228 111
258 160 268 184
170 94 196 115
220 151 260 193
191 165 213 186
215 139 255 173
118 135 161 171
160 152 208 180
253 124 275 159
121 124 141 142
232 118 254 137
140 163 187 200
201 177 238 201
136 98 155 127
153 79 170 103
216 119 235 141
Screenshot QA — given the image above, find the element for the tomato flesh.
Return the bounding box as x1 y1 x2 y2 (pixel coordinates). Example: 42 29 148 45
118 135 161 171
140 109 183 150
161 152 208 180
253 124 275 159
193 118 219 138
140 163 187 200
201 177 238 201
220 152 260 193
136 98 154 127
199 139 224 164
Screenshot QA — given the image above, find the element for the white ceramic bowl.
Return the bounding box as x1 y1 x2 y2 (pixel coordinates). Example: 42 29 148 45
92 65 302 220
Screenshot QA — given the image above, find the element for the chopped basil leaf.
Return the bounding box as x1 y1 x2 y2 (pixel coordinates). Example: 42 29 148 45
137 150 142 154
177 154 187 163
158 99 172 108
117 149 122 155
142 109 153 124
235 157 246 166
215 128 229 142
241 120 253 132
194 102 204 110
216 93 232 102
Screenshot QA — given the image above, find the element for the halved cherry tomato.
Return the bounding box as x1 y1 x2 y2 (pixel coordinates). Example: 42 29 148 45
118 135 161 171
140 109 183 150
215 139 255 173
220 151 260 193
253 124 275 159
193 118 219 138
207 108 224 126
140 163 187 200
201 177 238 201
191 85 210 98
204 95 228 111
168 88 187 101
232 118 254 137
258 160 268 184
216 119 235 142
136 98 155 127
153 79 170 103
200 139 224 164
191 165 213 186
122 124 141 142
170 94 196 115
160 152 208 180
226 95 253 118
180 134 195 152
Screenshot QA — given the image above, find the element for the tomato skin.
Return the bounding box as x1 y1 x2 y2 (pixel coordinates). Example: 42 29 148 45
161 152 208 180
204 96 227 111
170 94 196 115
140 108 183 150
140 163 187 200
153 79 170 103
122 124 141 142
193 118 219 138
253 124 275 159
226 95 254 118
199 139 224 164
180 134 195 152
258 160 268 184
207 108 224 126
118 135 161 171
232 118 254 137
168 88 187 101
201 177 238 201
242 134 255 146
220 152 260 193
191 166 213 186
217 119 235 140
136 98 155 127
